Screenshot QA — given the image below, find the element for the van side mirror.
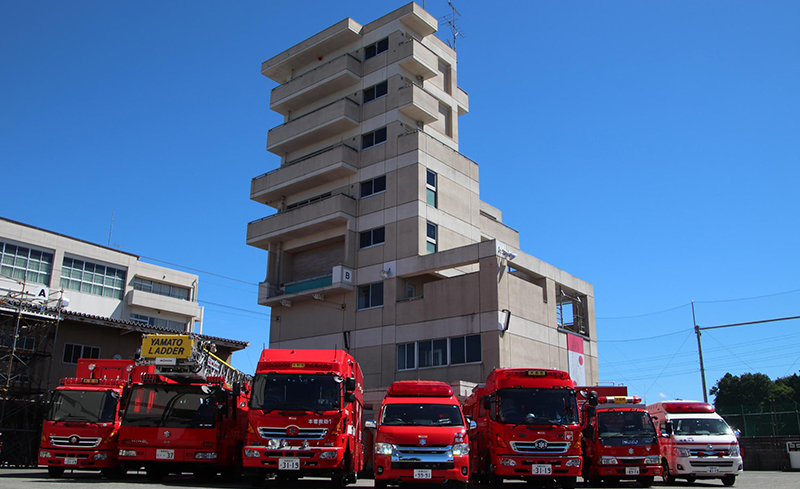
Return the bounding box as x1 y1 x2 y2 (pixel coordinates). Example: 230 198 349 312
365 419 377 429
345 377 357 392
664 420 673 436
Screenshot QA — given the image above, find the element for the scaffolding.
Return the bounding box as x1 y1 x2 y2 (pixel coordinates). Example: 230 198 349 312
0 284 63 466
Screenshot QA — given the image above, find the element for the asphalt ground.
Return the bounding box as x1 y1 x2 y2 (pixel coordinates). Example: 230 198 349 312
0 469 798 489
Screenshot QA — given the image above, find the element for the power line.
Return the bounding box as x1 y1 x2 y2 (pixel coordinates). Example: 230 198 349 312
644 331 694 398
598 328 691 343
695 287 800 304
597 303 690 320
199 300 270 317
138 255 258 286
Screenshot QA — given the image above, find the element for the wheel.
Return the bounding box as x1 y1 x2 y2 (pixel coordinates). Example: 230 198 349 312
559 476 577 489
101 466 128 479
330 473 347 488
146 465 167 482
638 475 654 488
686 474 697 484
47 466 65 478
721 474 736 487
661 459 675 484
587 475 602 486
374 480 387 489
194 466 217 479
485 458 502 486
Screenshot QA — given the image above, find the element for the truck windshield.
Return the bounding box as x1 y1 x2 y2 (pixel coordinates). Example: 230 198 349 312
250 374 341 412
123 385 217 428
497 388 578 425
597 411 656 441
381 404 464 427
47 390 118 423
673 418 733 436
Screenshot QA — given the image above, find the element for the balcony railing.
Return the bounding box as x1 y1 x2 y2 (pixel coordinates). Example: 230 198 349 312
267 97 360 155
397 83 439 124
396 38 438 80
271 54 362 115
284 274 333 294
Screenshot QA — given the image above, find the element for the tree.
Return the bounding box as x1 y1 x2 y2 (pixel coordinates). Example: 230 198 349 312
709 372 794 413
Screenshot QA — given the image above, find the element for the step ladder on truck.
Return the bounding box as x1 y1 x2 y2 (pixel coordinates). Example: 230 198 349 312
117 334 251 481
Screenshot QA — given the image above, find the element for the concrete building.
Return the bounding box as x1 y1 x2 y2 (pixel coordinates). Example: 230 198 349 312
246 3 597 409
0 216 247 387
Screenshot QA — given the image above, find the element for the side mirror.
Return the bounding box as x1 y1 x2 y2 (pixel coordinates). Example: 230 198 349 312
665 420 673 436
469 420 477 430
365 419 377 429
483 396 491 411
344 392 356 404
345 377 357 392
585 424 595 439
586 405 596 419
588 391 599 407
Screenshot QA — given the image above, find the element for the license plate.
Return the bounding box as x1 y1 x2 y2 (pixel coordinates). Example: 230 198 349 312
64 457 78 465
708 467 719 473
626 467 640 475
531 464 552 475
413 469 432 479
156 449 174 460
279 458 300 470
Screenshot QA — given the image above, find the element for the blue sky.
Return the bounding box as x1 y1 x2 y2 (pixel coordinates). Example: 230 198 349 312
2 1 798 404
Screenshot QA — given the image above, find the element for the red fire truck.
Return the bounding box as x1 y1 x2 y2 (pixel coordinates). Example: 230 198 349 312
577 386 661 487
38 359 136 478
366 381 471 489
243 349 364 487
463 368 582 489
117 334 251 481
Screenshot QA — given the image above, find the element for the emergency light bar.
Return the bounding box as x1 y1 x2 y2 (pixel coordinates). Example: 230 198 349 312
509 369 570 380
600 396 642 404
387 381 453 397
663 401 715 413
259 361 336 370
61 378 126 387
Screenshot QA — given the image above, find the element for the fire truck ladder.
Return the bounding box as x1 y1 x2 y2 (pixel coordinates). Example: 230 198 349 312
137 335 251 387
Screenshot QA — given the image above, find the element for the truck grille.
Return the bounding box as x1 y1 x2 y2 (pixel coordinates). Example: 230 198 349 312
510 440 570 454
49 435 102 448
690 460 735 467
258 427 328 440
689 448 731 457
394 445 450 455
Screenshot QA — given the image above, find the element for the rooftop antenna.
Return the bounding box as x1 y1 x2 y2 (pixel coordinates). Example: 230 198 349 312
441 1 465 51
107 210 115 247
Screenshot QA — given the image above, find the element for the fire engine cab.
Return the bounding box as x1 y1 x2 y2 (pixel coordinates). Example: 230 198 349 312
117 334 251 481
366 381 471 489
577 387 661 487
647 400 742 486
39 359 136 478
243 349 364 488
463 368 582 489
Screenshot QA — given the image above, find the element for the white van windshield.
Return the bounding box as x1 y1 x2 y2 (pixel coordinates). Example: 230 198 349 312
673 418 732 436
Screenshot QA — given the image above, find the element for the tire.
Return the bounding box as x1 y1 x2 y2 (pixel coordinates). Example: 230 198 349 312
374 480 387 489
146 465 167 482
194 466 217 480
249 469 267 488
101 466 128 479
721 474 736 487
661 459 675 484
587 475 602 487
639 475 654 488
560 476 577 489
686 474 697 484
47 466 65 478
450 481 468 489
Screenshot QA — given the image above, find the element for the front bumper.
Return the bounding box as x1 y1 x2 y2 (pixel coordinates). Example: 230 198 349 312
117 446 220 465
374 453 468 483
672 456 743 477
242 445 345 475
492 452 582 478
595 464 662 478
39 448 118 470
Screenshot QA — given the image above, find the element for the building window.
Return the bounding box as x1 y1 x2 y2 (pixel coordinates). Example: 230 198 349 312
362 127 387 149
360 175 386 198
0 241 53 285
63 343 100 364
133 278 191 301
359 227 385 249
130 313 186 331
364 37 389 60
363 81 388 103
405 282 417 299
397 342 415 370
357 282 384 310
450 334 482 365
426 170 437 208
418 338 448 368
60 257 126 299
426 222 437 254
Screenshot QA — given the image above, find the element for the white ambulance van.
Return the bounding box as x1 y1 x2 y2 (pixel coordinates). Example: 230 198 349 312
647 400 742 486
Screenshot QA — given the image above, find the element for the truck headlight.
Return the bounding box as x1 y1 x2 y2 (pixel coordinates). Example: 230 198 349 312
673 447 691 457
729 445 740 457
319 450 337 459
644 455 660 465
92 453 108 461
194 452 217 460
451 443 469 456
566 458 581 467
600 456 618 465
119 449 137 457
267 438 280 450
375 443 394 455
244 449 261 458
500 458 517 466
39 450 51 459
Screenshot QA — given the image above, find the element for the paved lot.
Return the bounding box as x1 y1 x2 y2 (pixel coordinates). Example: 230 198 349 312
0 469 797 489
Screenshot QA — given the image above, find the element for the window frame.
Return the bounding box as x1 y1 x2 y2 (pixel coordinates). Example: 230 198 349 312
426 170 438 208
363 80 388 104
359 227 386 249
62 343 101 365
357 282 384 310
0 240 54 286
426 221 438 254
360 175 387 199
395 334 482 371
396 342 416 371
361 127 388 150
364 37 389 61
60 256 126 299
